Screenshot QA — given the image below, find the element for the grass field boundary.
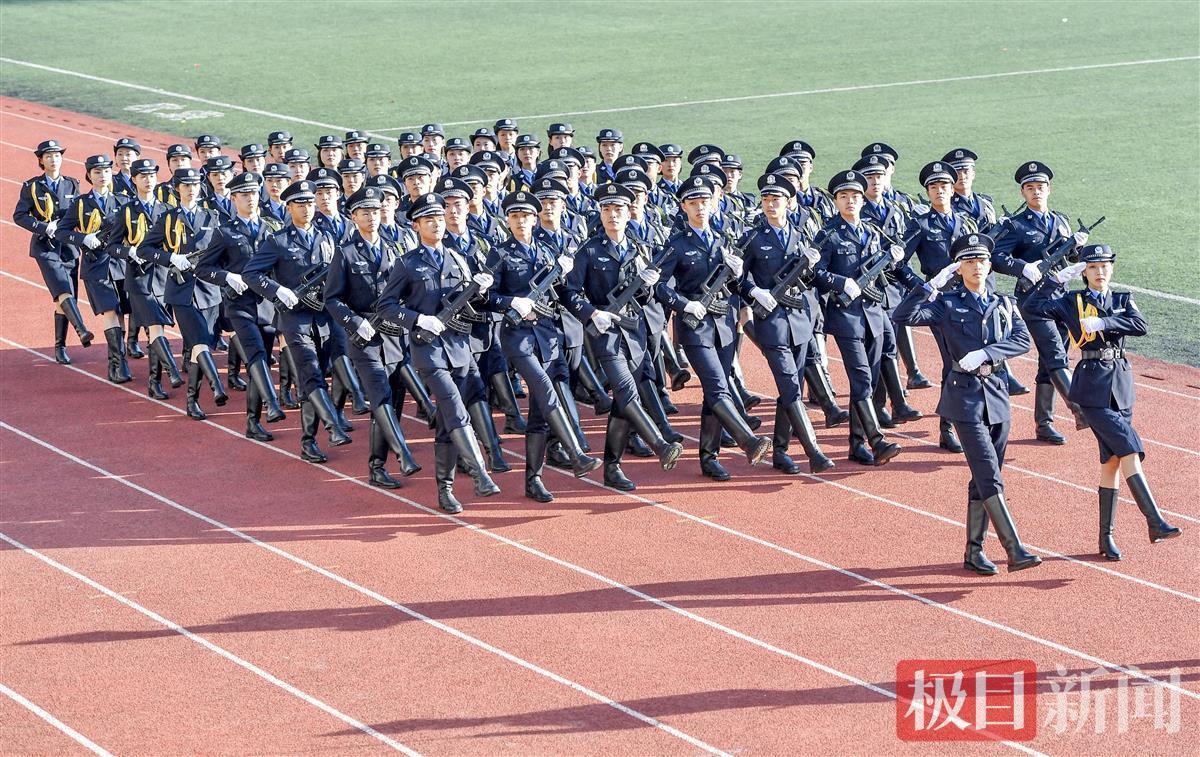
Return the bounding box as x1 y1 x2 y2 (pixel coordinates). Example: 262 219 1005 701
369 55 1200 130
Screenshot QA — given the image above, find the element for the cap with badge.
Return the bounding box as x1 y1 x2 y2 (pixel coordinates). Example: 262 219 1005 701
445 137 470 153
547 122 574 137
720 154 744 171
436 177 474 200
534 159 568 182
407 192 446 221
397 132 421 146
284 148 311 164
596 182 635 206
827 169 867 195
452 165 489 186
615 167 651 193
852 154 889 176
494 118 518 133
951 233 994 261
779 140 815 161
365 143 392 158
34 139 65 157
942 148 977 170
471 127 497 144
421 123 445 138
1015 161 1053 185
194 134 221 149
861 142 897 163
306 167 342 188
596 128 623 143
205 155 235 173
502 190 541 215
240 143 267 160
315 134 343 150
344 130 368 145
114 137 141 153
468 151 503 173
281 180 316 203
919 161 958 187
531 177 569 200
267 131 293 146
165 144 192 160
84 155 113 174
1079 244 1115 263
263 163 290 180
577 145 596 160
687 143 725 165
677 175 714 201
228 172 261 194
765 155 801 179
346 186 383 212
630 142 664 163
757 172 796 198
130 158 158 175
659 143 683 159
549 146 583 167
398 156 435 179
614 154 649 173
365 174 402 197
690 163 728 189
173 167 203 185
514 134 540 149
337 159 366 175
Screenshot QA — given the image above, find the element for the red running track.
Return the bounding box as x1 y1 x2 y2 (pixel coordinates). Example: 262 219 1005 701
2 97 1198 755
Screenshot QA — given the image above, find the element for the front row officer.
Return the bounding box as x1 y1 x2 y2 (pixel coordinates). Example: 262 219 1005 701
893 234 1042 574
323 186 422 488
1025 246 1181 559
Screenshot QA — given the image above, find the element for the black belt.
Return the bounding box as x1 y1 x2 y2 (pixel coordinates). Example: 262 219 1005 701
952 360 1001 377
1081 347 1125 361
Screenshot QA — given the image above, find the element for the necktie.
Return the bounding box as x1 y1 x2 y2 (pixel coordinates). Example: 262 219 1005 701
370 243 381 267
143 200 155 218
183 208 195 227
430 245 443 270
247 220 260 238
776 227 787 248
46 177 58 194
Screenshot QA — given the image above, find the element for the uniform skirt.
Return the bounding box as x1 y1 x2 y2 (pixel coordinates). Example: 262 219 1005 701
36 255 77 301
1080 404 1145 463
173 303 219 350
124 267 173 326
82 274 126 316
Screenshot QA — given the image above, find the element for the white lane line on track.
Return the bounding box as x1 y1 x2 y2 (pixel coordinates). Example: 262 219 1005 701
0 420 730 757
0 683 113 756
1 337 1194 716
0 531 422 756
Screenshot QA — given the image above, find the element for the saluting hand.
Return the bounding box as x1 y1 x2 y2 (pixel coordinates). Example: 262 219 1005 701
1052 261 1087 285
929 262 961 290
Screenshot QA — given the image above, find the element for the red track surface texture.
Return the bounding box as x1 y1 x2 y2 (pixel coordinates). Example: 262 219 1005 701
1 97 1198 756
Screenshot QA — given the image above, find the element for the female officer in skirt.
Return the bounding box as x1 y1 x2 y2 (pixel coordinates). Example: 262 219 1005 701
1026 245 1181 559
12 139 89 363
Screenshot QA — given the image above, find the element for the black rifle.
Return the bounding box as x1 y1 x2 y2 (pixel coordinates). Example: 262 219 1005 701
1014 215 1105 296
602 244 666 330
681 242 744 330
412 270 491 345
504 258 563 326
280 262 330 310
752 249 815 320
348 311 406 349
170 250 205 285
835 247 895 308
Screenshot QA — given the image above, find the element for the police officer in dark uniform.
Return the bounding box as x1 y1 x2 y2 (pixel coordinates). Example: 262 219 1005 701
323 186 423 488
142 168 229 418
485 191 602 495
267 131 293 164
365 143 393 180
595 129 623 184
564 182 685 494
779 140 836 222
261 163 289 224
376 192 501 514
1024 247 1181 559
315 134 345 170
992 161 1091 444
104 158 182 399
13 139 90 362
656 176 771 480
196 171 287 439
343 130 369 163
111 137 140 198
57 155 131 383
812 170 903 466
892 233 1041 574
243 180 351 459
547 122 574 150
285 148 312 183
739 173 835 474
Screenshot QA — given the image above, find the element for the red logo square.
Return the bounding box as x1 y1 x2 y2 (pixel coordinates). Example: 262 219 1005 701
896 659 1038 742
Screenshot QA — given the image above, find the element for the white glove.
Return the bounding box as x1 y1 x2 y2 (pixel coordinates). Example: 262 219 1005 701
472 272 493 292
556 254 574 275
722 253 743 278
958 349 988 371
83 233 101 250
1021 262 1043 283
1072 230 1089 247
275 286 300 309
127 246 145 265
510 296 535 319
929 262 961 290
590 310 618 333
842 278 862 300
1052 261 1087 285
638 268 660 287
355 319 376 341
224 272 248 294
416 314 446 334
1081 316 1105 335
802 245 820 267
44 220 58 237
889 244 905 262
750 287 777 313
169 253 192 271
683 300 707 321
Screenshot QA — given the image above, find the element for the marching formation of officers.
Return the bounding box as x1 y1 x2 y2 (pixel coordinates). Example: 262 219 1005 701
14 123 1182 574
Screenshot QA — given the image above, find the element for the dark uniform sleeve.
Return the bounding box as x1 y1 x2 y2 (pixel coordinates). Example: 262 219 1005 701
990 217 1025 278
812 228 850 295
653 241 688 314
892 283 942 328
13 180 52 236
483 247 516 311
1022 279 1074 322
54 196 89 248
322 247 359 330
1101 295 1148 337
562 245 597 324
981 299 1032 362
377 261 421 332
195 226 232 285
243 232 284 299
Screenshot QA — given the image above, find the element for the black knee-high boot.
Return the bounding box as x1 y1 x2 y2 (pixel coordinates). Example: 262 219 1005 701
554 380 590 453
785 400 834 474
244 379 273 442
879 356 922 423
1048 367 1089 431
622 398 684 471
1126 474 1182 543
449 425 501 497
147 348 168 399
1034 382 1065 444
150 336 183 388
602 416 635 491
126 322 145 360
299 399 327 463
939 417 964 453
1098 487 1121 560
524 432 554 502
247 358 285 422
53 313 71 364
896 325 930 389
306 387 352 446
195 350 229 406
59 296 93 347
771 403 799 474
711 397 771 467
434 442 464 513
104 326 132 383
803 364 849 427
226 334 247 391
575 354 612 414
727 376 762 431
849 399 900 466
980 492 1042 571
333 354 369 415
278 347 300 409
372 403 420 476
637 379 683 443
699 412 729 481
468 401 511 473
398 363 437 429
546 406 601 477
489 372 527 434
186 360 206 420
963 499 999 575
